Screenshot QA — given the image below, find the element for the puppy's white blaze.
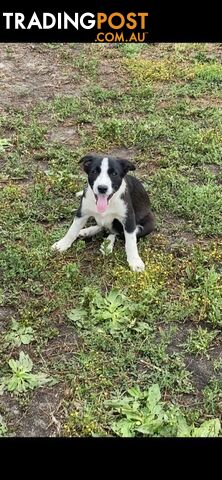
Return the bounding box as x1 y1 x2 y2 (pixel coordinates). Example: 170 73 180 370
93 157 112 196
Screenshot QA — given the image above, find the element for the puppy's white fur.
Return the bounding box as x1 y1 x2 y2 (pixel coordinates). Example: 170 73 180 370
93 157 113 198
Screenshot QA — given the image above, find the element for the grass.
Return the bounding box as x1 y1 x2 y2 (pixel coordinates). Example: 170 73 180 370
184 327 219 357
0 43 221 437
148 169 222 235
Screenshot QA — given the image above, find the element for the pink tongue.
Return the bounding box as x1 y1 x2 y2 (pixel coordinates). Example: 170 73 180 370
96 195 108 213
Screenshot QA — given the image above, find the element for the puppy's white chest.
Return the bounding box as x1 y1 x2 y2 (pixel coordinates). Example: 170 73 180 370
82 183 127 230
97 196 126 226
94 212 115 228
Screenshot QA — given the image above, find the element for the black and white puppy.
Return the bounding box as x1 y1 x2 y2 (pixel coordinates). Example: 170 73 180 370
52 155 154 272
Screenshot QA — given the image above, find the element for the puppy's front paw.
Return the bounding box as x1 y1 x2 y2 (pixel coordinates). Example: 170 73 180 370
51 238 71 253
129 257 145 272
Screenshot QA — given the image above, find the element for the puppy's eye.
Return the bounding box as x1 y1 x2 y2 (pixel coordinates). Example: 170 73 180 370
91 169 98 174
111 171 117 176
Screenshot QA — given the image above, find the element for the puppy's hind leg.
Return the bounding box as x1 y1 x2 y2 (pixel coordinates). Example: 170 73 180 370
136 212 155 239
79 225 102 238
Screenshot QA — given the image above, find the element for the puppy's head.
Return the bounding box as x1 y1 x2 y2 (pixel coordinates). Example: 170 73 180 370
79 155 136 213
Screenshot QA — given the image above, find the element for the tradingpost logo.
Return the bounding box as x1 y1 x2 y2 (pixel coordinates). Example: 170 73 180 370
1 11 149 42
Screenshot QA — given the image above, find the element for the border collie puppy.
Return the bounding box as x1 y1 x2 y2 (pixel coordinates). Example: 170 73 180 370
52 155 154 272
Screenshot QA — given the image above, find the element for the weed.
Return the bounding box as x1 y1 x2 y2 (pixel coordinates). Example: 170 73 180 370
124 58 196 83
106 383 221 437
0 352 55 395
68 288 133 335
99 238 113 256
4 320 35 348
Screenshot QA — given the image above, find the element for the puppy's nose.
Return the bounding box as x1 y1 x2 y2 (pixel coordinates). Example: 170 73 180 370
98 185 108 194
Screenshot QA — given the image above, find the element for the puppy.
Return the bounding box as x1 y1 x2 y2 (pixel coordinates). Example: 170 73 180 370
52 155 154 272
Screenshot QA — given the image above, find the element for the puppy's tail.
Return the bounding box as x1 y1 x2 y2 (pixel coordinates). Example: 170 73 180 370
75 190 84 198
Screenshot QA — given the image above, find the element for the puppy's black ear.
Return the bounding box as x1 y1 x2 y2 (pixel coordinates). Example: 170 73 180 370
118 158 136 175
79 155 93 173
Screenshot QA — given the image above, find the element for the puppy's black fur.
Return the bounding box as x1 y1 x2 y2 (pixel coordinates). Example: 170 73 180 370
112 175 154 239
